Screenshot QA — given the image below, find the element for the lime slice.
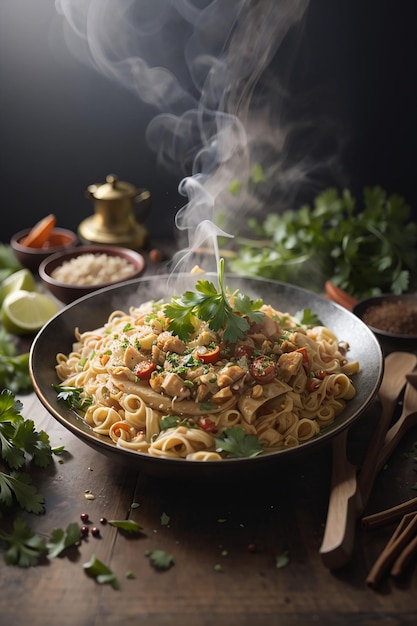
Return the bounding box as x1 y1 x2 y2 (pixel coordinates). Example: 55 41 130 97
0 268 37 305
1 289 59 334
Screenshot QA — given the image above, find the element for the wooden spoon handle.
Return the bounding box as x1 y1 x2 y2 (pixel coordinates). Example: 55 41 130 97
376 411 417 474
320 430 360 569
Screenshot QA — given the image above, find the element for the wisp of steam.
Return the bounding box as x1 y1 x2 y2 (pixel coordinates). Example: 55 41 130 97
55 0 341 284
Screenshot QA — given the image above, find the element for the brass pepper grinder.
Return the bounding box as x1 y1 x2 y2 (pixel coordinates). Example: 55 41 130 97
78 174 151 249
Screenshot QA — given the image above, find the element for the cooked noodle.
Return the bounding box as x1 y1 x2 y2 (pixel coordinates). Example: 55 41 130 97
55 296 359 461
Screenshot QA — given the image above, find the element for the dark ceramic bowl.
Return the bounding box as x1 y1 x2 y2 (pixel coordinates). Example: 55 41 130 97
38 244 146 304
30 275 383 480
10 227 78 272
353 293 417 355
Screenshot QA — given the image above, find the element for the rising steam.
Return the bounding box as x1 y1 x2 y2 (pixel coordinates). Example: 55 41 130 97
55 0 342 276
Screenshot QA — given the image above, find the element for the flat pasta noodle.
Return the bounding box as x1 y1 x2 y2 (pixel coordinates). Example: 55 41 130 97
55 295 360 461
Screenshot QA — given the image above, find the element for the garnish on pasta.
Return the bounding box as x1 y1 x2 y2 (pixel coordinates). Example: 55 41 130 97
54 262 360 461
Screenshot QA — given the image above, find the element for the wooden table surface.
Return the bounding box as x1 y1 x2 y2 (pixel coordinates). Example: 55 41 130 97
1 245 417 625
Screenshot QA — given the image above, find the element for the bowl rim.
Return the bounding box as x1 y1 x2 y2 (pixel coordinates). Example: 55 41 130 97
29 273 384 478
11 227 78 254
353 293 417 339
38 244 146 290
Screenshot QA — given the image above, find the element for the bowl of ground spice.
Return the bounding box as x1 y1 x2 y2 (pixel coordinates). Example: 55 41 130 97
353 294 417 354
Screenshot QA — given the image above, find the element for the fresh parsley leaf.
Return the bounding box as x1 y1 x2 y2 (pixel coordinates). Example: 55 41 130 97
46 522 81 558
160 512 170 526
0 471 46 514
229 186 417 299
164 258 264 344
146 549 174 571
53 385 92 412
83 554 120 589
0 329 31 393
108 519 143 533
276 550 290 569
296 308 322 327
215 427 263 458
0 517 47 567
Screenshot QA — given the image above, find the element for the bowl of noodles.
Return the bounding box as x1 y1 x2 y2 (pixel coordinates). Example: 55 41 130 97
29 273 383 479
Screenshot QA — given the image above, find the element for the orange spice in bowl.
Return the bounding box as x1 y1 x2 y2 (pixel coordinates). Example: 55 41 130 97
19 214 57 248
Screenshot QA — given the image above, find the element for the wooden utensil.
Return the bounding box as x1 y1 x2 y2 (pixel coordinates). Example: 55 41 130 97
375 381 417 475
319 429 360 569
357 352 417 511
320 352 417 569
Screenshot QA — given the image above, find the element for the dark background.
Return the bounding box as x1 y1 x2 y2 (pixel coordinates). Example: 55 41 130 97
1 0 416 246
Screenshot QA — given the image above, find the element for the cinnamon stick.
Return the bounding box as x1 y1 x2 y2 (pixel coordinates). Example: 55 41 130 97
391 534 417 578
361 497 417 530
366 512 417 588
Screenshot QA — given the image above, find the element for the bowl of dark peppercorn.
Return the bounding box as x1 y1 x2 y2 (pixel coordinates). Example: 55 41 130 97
353 293 417 355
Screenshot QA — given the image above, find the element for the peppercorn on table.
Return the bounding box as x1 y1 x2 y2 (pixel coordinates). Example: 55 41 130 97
1 243 417 626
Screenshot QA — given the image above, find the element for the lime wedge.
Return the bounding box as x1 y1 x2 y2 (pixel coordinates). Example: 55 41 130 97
1 289 59 334
0 268 37 305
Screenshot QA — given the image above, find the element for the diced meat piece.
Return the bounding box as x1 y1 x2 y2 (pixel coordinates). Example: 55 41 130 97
161 372 191 400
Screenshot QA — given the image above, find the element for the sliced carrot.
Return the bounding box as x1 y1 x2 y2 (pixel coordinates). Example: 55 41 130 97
20 214 57 248
324 281 358 311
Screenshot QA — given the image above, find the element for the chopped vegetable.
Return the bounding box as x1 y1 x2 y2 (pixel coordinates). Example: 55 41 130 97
249 356 276 384
196 345 221 364
20 214 56 248
133 360 157 380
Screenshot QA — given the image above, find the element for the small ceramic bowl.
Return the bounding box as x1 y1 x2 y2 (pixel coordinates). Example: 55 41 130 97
11 227 78 272
38 245 146 305
353 293 417 354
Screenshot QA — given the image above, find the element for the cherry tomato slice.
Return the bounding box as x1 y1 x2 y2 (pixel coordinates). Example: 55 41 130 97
133 360 156 380
249 356 276 384
235 344 255 359
196 345 221 364
198 417 217 432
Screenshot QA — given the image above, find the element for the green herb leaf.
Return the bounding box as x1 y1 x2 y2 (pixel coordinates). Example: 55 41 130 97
229 186 417 299
0 329 31 393
296 309 322 327
46 523 81 558
215 427 263 458
83 554 120 589
53 385 93 412
0 517 47 567
276 550 290 569
146 549 174 571
108 519 143 533
164 259 264 344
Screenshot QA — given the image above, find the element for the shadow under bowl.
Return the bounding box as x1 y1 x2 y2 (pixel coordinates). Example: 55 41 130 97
10 227 78 272
353 293 417 355
38 244 146 305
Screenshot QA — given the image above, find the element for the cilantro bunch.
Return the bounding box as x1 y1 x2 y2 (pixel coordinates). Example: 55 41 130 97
229 186 417 299
0 390 53 515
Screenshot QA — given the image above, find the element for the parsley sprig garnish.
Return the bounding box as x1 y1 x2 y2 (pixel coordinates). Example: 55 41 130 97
53 385 93 412
215 427 263 458
164 259 265 343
